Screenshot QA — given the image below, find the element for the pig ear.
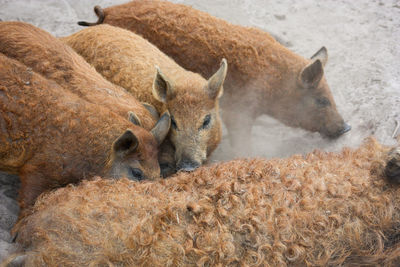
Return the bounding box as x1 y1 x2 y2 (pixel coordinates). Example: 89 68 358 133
142 102 160 120
300 59 324 87
152 66 174 103
310 46 328 67
151 111 171 146
113 130 139 155
128 111 142 126
206 58 227 99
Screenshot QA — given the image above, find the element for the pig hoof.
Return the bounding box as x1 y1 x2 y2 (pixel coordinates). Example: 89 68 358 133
385 147 400 184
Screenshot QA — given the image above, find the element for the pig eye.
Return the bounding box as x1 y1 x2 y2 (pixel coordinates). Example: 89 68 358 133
316 97 330 107
129 167 144 181
171 115 178 130
201 114 211 130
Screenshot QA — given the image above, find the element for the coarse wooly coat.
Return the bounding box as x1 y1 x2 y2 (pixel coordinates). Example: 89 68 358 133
12 138 400 266
62 24 228 175
0 21 156 131
0 53 170 218
79 1 351 148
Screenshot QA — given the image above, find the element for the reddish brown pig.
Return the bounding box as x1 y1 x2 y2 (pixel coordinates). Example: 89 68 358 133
79 1 351 146
62 24 228 174
0 21 156 131
0 53 170 216
10 138 400 266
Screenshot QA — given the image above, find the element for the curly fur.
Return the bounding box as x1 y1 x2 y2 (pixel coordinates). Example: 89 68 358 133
0 53 160 217
0 21 156 131
61 24 209 112
83 0 350 142
14 138 400 266
62 24 227 174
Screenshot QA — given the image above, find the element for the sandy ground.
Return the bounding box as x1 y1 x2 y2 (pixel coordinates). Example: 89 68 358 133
0 0 399 263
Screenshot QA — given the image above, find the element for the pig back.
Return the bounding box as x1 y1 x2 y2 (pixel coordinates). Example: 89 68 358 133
0 52 132 180
0 21 156 131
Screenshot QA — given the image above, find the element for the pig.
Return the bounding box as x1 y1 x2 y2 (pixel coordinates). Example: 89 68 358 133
10 138 400 266
0 52 170 217
78 1 351 147
0 21 157 131
61 24 228 175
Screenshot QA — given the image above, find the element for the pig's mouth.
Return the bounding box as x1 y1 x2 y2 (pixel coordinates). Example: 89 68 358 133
323 122 352 139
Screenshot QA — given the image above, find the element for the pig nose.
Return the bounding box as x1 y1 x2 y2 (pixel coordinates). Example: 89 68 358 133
337 122 351 136
327 122 351 139
176 158 200 172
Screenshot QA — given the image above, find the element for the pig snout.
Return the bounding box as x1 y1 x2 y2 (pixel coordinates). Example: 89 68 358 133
324 122 351 139
176 157 201 172
338 122 352 135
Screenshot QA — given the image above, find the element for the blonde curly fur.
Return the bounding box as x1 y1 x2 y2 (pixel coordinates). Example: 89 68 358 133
15 138 400 266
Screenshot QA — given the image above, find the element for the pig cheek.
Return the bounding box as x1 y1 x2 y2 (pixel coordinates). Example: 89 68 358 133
195 128 211 160
323 107 346 134
206 123 221 156
311 109 329 133
297 99 323 132
288 97 312 129
141 156 161 180
169 132 185 161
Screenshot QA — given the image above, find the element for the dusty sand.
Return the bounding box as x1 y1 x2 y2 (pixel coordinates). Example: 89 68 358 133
0 0 399 262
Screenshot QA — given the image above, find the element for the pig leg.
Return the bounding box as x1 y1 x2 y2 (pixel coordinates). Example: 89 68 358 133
17 166 54 218
11 167 54 237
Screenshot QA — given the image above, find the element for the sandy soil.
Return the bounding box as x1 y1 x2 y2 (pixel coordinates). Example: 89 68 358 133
0 0 399 263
